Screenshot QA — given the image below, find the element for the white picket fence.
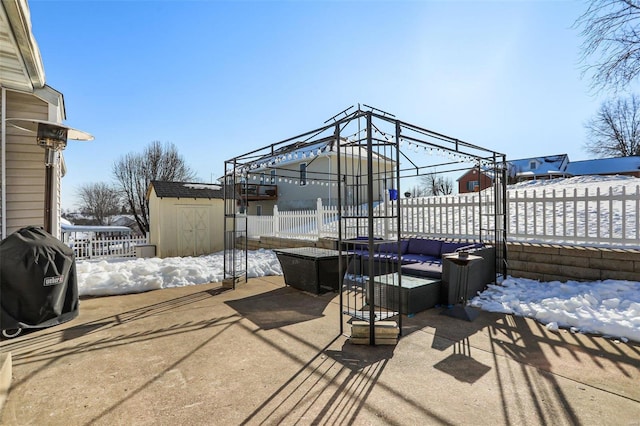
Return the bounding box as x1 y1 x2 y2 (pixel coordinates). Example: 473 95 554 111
246 185 640 248
508 186 640 246
69 234 149 260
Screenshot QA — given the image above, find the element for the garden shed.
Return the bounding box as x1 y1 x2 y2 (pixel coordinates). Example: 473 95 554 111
147 181 224 258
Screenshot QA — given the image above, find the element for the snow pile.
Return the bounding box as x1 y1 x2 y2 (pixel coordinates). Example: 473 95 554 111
76 249 282 297
471 277 640 343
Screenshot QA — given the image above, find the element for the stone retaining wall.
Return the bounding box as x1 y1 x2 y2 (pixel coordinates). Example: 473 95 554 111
507 243 640 282
241 236 640 282
242 236 336 251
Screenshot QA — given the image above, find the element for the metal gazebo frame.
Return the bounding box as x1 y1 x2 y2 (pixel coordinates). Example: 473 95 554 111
223 105 507 344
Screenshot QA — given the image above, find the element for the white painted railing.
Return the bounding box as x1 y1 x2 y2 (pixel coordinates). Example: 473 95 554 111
69 234 149 260
508 185 640 247
246 184 640 248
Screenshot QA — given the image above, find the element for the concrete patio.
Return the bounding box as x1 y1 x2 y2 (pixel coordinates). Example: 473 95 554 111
1 275 639 425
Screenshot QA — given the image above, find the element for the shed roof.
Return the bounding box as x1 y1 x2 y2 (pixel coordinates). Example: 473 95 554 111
149 181 224 200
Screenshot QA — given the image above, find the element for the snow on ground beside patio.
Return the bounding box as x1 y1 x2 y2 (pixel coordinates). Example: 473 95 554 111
470 278 640 343
76 249 282 297
76 250 640 343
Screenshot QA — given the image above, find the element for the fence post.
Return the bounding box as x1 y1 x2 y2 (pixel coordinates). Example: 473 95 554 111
317 198 323 239
273 205 280 237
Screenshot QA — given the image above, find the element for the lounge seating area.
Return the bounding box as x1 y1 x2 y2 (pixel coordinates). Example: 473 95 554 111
344 237 496 306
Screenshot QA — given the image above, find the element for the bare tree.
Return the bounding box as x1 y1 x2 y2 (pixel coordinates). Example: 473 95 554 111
419 173 454 196
575 0 640 91
113 141 197 233
77 182 121 225
585 94 640 157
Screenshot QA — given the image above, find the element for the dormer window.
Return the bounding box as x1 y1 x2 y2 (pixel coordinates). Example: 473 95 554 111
529 160 537 170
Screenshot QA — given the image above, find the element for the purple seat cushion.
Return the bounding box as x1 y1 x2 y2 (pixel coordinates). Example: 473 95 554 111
401 261 443 279
349 249 370 258
373 252 402 262
407 238 442 257
401 253 440 264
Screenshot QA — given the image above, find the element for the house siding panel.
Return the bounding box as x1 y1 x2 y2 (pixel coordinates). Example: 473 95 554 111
458 169 493 193
274 154 392 211
5 90 47 235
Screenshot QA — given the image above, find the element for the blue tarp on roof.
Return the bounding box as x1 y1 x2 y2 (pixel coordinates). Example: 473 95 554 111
566 156 640 176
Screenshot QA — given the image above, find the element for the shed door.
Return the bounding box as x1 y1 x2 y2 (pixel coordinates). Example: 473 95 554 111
178 207 210 256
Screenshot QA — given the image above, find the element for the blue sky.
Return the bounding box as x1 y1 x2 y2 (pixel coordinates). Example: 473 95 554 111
28 0 609 209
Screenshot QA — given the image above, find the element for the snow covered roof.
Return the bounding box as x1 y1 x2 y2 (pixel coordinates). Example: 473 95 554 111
508 154 569 178
566 156 640 176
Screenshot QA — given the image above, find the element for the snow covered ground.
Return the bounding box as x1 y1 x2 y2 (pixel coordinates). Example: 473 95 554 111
76 249 640 344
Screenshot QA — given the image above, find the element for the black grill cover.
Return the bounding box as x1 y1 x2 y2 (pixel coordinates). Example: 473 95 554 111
1 226 78 331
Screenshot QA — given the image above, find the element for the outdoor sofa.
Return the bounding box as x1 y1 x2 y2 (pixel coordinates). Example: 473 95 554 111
344 237 496 304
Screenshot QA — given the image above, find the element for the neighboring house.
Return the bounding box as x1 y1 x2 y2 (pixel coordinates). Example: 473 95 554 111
458 154 570 193
147 181 224 258
457 168 493 193
507 154 570 183
0 0 91 239
566 156 640 178
237 136 396 214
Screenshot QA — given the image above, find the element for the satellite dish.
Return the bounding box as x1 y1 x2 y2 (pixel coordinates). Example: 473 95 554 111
5 118 94 141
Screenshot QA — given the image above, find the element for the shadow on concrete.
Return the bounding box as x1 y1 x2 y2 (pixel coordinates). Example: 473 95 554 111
240 338 399 425
401 305 640 424
226 286 333 330
0 287 234 390
433 338 491 384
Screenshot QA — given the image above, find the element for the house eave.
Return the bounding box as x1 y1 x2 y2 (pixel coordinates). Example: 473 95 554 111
1 0 45 90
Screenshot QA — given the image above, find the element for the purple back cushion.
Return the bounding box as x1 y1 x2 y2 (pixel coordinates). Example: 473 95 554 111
376 240 409 254
407 239 442 257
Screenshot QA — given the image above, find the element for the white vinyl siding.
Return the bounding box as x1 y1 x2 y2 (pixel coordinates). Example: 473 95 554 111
274 154 393 210
4 90 47 235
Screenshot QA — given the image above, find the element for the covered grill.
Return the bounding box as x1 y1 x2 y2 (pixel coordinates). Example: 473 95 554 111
1 226 79 338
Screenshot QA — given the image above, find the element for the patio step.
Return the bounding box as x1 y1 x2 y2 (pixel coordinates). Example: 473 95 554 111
343 309 398 322
349 320 399 345
0 352 12 415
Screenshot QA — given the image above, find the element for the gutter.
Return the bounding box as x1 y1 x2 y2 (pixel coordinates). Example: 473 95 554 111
3 0 45 88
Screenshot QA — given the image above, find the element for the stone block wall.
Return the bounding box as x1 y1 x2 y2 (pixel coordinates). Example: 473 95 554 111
506 243 640 282
240 236 335 251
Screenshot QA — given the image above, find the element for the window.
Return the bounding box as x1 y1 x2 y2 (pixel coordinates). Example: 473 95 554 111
260 173 265 184
256 205 262 216
529 160 537 170
467 180 479 191
299 163 307 186
270 170 276 184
